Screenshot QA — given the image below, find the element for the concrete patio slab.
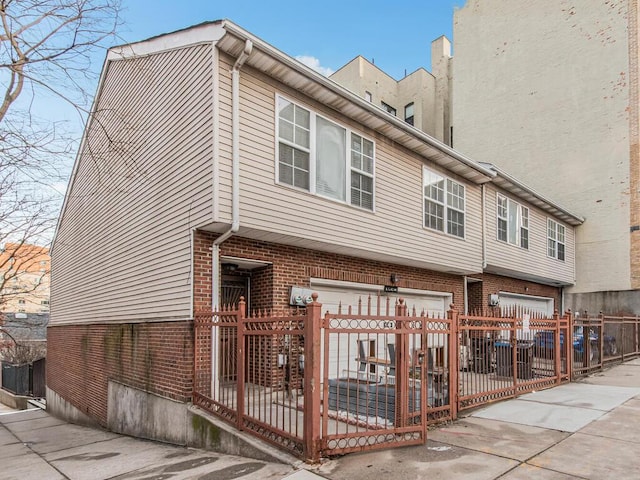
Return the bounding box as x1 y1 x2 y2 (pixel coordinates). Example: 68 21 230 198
0 425 20 447
580 363 640 388
44 436 183 480
516 383 640 410
0 441 34 460
500 463 580 479
10 421 118 455
3 413 67 433
578 398 640 443
315 440 519 480
429 417 570 461
3 450 66 480
472 399 605 432
528 431 640 479
0 408 48 423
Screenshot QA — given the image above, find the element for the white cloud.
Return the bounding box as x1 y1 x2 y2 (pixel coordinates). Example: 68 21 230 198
295 55 334 76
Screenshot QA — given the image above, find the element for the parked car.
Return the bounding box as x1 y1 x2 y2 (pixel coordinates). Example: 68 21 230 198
533 329 617 363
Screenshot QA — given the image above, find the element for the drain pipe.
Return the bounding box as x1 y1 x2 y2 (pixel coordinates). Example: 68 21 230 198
481 184 487 269
211 39 253 398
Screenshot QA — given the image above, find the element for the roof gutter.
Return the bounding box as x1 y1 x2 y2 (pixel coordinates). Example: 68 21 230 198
213 38 253 246
220 21 496 184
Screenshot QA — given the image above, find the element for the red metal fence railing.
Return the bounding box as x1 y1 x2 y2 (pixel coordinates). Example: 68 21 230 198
571 313 640 378
452 308 570 411
193 296 640 463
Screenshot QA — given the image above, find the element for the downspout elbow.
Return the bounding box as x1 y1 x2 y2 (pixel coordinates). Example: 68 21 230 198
214 39 253 246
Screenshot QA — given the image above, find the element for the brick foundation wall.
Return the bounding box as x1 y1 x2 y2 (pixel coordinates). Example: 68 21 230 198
47 321 193 426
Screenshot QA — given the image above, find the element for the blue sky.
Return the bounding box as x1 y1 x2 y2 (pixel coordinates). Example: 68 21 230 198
36 1 466 199
118 0 466 80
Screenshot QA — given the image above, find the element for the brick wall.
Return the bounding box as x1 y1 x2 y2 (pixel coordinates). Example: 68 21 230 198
47 321 193 426
629 0 640 289
469 272 561 315
195 231 465 313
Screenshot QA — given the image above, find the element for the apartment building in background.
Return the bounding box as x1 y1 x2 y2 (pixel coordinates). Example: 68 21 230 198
331 0 639 314
0 243 50 314
330 36 452 146
451 0 640 314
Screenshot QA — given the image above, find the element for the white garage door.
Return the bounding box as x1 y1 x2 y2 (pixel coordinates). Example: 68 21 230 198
499 292 554 317
310 279 452 379
310 281 449 317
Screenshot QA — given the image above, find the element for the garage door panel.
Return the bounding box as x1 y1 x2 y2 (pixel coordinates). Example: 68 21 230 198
311 282 451 380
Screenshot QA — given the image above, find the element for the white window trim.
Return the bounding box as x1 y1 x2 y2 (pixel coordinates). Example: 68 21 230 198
547 218 566 261
422 167 467 239
275 94 376 212
496 193 529 249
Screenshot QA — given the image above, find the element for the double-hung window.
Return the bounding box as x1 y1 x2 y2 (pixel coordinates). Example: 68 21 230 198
547 219 566 261
423 168 465 238
497 194 529 249
277 96 374 210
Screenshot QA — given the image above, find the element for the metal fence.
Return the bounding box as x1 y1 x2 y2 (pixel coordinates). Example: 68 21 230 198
193 296 453 462
454 308 570 411
571 313 640 377
1 362 30 395
193 297 639 463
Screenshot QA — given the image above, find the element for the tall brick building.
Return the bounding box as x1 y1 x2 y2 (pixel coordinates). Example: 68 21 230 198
451 0 640 314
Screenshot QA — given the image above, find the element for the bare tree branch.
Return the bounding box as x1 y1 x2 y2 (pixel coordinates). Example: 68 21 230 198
0 0 121 308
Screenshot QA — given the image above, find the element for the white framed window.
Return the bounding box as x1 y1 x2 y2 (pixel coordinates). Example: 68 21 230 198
423 168 465 238
547 219 566 261
277 96 375 210
381 101 396 116
497 193 529 249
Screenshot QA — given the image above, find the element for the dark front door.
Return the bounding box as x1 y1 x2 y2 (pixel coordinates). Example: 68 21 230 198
219 275 249 383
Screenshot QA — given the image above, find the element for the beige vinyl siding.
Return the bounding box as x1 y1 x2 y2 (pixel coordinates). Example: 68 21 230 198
52 44 214 324
217 53 483 273
484 184 575 284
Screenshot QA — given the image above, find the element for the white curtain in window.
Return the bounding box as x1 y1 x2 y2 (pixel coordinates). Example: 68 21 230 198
507 198 518 245
316 117 346 201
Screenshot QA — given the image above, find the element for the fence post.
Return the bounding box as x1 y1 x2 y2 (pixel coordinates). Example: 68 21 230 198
598 312 605 369
304 293 322 463
567 309 574 381
553 309 561 384
236 297 246 432
447 304 459 421
395 299 409 428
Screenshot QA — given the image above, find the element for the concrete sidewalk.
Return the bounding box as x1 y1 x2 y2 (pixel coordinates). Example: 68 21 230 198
0 408 297 480
314 359 640 480
2 360 639 479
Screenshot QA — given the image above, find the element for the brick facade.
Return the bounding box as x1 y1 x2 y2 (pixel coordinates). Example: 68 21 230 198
467 272 561 315
47 321 193 426
195 231 465 313
629 0 640 289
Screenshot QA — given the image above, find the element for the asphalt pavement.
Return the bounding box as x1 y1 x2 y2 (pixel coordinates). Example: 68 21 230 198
1 359 639 479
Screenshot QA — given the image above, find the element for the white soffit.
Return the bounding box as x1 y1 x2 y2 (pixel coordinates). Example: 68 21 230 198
216 21 496 186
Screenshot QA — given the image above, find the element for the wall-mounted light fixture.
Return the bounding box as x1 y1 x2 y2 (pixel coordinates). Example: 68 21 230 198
390 273 400 284
222 263 239 273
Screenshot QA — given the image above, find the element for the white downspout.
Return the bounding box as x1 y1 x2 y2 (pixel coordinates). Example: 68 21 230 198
211 39 253 398
481 184 487 269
